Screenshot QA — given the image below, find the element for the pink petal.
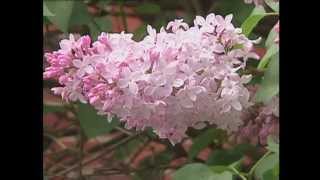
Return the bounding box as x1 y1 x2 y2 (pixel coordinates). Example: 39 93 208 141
73 59 82 68
231 101 242 111
118 78 129 88
194 16 206 26
173 78 184 88
129 82 139 95
180 97 193 108
225 14 233 23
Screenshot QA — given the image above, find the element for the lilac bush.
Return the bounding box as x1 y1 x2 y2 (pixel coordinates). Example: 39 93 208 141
44 0 280 179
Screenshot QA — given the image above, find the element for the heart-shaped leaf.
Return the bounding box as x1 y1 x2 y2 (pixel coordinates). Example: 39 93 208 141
77 103 119 138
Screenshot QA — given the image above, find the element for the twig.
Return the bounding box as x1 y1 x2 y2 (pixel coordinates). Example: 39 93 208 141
127 138 151 166
49 133 141 177
86 164 179 177
78 128 85 180
44 133 67 150
115 126 133 136
44 133 79 153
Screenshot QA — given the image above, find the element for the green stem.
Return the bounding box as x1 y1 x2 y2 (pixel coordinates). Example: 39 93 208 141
248 151 272 179
265 12 279 16
230 166 247 180
50 133 141 177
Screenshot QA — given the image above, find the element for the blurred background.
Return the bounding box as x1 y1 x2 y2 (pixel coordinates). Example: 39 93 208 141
43 1 278 180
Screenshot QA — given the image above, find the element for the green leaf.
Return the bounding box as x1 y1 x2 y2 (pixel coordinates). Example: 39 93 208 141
43 105 64 114
45 1 92 32
43 2 54 16
207 149 242 166
89 16 112 40
265 0 279 12
210 171 233 180
153 151 174 165
255 52 279 103
241 6 267 36
273 163 280 178
263 164 279 180
248 74 263 85
133 24 147 41
251 5 267 14
115 138 143 160
229 158 243 170
254 153 279 180
143 127 158 139
211 166 234 174
67 1 91 27
88 23 100 40
257 44 279 70
265 28 277 48
77 103 119 138
262 169 275 180
207 144 254 166
97 0 112 9
173 163 233 180
241 14 265 36
135 3 161 15
266 136 279 154
188 128 227 160
212 0 253 26
94 16 112 32
45 1 75 32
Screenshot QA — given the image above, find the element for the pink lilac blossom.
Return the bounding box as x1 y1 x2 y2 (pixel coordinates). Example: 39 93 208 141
44 14 260 144
230 95 279 145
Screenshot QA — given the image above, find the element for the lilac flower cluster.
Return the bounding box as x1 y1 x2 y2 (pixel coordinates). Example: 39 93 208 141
44 14 259 144
230 95 279 145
